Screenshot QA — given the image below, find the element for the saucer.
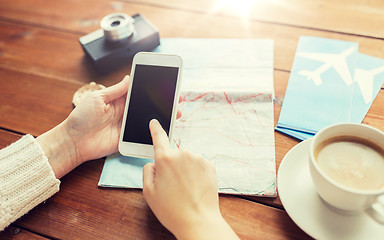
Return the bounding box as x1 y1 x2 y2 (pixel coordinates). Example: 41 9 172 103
277 139 384 240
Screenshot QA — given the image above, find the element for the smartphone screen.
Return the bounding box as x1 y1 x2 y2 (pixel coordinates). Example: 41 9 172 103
122 64 179 145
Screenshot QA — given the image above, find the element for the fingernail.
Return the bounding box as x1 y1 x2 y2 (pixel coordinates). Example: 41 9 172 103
150 119 159 126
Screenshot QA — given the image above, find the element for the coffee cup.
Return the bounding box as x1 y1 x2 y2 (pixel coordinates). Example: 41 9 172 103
309 123 384 223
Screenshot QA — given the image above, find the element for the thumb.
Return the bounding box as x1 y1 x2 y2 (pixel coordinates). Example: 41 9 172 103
142 162 156 200
101 75 130 103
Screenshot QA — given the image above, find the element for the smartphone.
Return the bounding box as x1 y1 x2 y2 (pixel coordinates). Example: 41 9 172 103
118 52 183 158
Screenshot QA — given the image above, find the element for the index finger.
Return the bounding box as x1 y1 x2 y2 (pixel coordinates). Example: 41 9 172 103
149 119 170 154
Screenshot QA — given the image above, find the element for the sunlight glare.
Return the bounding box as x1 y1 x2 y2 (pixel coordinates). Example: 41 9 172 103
214 0 260 18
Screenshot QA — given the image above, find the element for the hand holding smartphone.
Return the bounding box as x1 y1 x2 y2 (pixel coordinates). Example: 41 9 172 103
118 52 183 158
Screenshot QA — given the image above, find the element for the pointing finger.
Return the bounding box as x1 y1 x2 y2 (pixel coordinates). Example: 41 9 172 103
149 119 170 155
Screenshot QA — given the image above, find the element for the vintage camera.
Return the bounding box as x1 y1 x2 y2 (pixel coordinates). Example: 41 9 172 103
79 13 160 74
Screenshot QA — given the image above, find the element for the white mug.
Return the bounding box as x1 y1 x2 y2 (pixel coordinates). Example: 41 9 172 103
309 123 384 223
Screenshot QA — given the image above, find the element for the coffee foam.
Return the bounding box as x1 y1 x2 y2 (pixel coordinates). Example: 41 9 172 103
315 136 384 191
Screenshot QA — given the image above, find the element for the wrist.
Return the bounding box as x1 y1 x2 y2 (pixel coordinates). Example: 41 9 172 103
175 210 239 240
36 120 79 179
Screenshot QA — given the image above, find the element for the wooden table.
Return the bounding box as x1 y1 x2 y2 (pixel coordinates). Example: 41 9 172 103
0 0 383 239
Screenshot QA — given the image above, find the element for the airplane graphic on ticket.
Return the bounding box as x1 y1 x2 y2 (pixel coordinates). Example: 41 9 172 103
297 46 356 86
354 65 384 104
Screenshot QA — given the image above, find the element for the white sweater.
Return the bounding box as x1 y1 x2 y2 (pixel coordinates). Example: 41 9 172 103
0 134 60 231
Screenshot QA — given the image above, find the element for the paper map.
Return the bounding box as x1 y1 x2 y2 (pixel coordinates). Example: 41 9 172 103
99 38 276 196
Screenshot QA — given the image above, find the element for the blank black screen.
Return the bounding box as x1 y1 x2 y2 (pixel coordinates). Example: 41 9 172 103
123 64 179 144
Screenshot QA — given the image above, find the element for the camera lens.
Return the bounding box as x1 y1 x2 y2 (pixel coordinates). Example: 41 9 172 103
100 13 135 42
111 21 120 27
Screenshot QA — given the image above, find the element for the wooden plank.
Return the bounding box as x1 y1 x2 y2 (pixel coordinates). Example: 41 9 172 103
2 0 384 39
0 1 384 81
0 68 80 135
0 67 129 136
0 225 49 240
0 20 126 85
0 0 118 34
220 196 312 240
124 0 384 39
0 129 22 148
363 89 384 131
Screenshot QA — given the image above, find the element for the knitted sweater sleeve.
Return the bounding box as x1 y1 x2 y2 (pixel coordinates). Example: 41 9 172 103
0 134 60 231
